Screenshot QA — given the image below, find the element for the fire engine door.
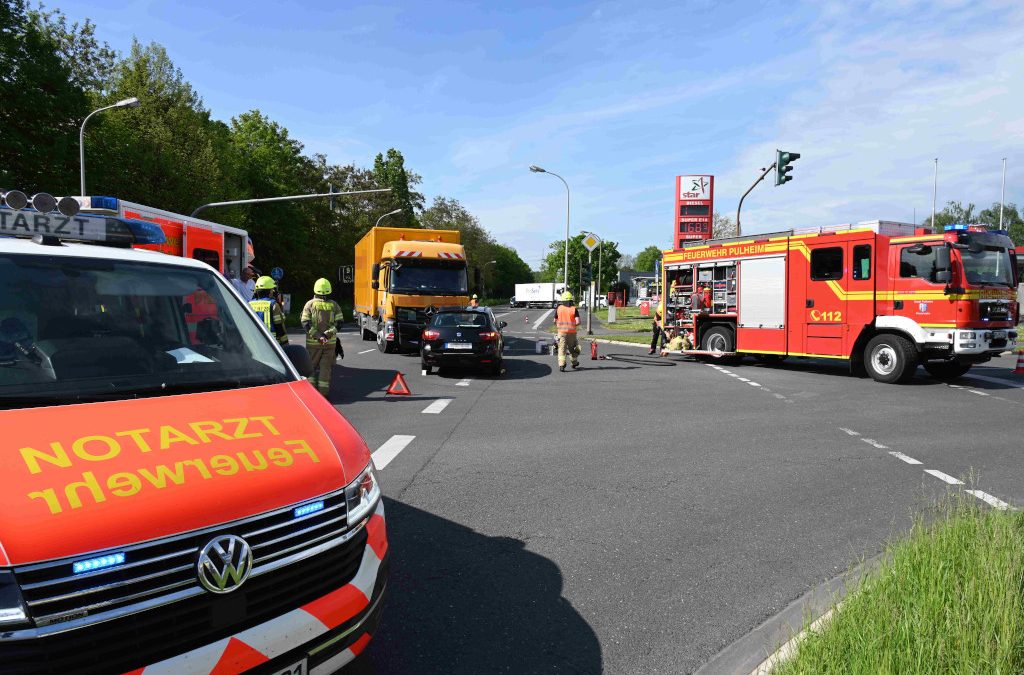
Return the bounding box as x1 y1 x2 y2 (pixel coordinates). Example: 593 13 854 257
799 241 848 356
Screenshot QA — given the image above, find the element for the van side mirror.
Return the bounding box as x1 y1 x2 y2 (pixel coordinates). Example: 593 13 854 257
283 344 313 377
371 263 380 278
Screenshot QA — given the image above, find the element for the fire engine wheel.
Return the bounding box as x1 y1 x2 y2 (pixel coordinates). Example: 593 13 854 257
923 360 972 381
865 334 918 383
376 326 395 353
702 326 734 355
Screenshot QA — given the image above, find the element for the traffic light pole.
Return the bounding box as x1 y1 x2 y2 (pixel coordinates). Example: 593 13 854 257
190 188 391 217
735 162 775 237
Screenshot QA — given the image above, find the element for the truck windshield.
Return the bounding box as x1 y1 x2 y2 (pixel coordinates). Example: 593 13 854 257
390 261 468 295
961 246 1014 286
0 254 291 409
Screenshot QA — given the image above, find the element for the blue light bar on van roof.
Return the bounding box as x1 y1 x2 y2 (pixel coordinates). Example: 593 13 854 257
90 195 119 211
73 552 125 574
0 207 165 246
293 501 325 519
945 224 970 231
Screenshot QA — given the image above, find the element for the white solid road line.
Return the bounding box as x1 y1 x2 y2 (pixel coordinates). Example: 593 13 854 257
357 348 375 354
455 378 471 387
494 312 510 318
966 489 1011 510
372 435 415 470
532 309 554 331
421 398 452 414
924 469 964 485
888 451 922 465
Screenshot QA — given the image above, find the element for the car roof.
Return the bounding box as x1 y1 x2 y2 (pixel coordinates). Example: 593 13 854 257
436 306 487 313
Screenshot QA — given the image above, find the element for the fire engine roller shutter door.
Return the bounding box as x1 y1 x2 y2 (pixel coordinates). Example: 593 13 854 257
737 256 787 353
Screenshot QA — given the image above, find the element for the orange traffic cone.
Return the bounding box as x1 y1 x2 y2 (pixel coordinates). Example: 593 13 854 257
386 372 412 395
1013 349 1024 376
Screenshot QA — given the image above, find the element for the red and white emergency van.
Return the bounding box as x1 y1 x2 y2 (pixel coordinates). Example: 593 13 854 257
75 196 253 277
661 220 1019 383
0 195 387 674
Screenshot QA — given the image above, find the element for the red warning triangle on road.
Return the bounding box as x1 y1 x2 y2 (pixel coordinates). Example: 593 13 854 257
386 372 412 396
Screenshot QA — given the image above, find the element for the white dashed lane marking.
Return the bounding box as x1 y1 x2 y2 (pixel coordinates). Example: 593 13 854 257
455 378 471 387
860 438 888 449
966 490 1011 510
372 435 415 470
839 428 861 436
357 349 375 354
888 451 922 465
924 469 964 485
421 398 452 414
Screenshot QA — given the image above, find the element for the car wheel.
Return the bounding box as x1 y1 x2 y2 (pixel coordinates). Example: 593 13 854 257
923 359 972 381
864 334 918 383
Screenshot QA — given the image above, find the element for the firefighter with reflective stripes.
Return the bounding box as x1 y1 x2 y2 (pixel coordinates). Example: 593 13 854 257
249 276 289 345
301 278 343 397
553 291 581 372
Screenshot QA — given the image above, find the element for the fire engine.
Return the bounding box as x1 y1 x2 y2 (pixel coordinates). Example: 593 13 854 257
661 220 1019 383
75 195 253 276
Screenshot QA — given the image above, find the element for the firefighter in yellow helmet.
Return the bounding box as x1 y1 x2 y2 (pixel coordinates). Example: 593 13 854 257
552 290 581 372
469 294 480 308
301 278 343 397
249 276 288 345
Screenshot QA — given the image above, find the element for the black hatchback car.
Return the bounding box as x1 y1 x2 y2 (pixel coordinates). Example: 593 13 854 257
420 307 506 376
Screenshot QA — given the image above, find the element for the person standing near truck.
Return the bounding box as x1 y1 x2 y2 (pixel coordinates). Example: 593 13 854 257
554 291 581 371
249 275 289 345
301 278 343 397
649 302 665 355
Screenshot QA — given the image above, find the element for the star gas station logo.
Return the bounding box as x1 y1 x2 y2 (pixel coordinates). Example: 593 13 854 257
675 175 714 247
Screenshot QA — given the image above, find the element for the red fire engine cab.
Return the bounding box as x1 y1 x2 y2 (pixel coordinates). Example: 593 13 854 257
661 221 1019 383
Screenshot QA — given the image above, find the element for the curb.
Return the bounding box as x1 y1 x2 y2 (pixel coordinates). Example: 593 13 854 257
693 554 883 675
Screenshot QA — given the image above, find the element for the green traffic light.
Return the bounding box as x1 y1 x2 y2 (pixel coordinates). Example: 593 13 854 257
775 149 801 186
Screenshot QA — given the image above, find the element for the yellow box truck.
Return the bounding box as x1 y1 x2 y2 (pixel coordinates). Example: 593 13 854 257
354 227 470 352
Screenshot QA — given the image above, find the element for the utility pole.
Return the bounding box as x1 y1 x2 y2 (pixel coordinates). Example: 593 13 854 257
932 158 938 231
1000 157 1007 229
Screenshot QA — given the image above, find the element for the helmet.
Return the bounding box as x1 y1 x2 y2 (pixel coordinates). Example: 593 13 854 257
314 278 332 295
472 294 478 299
254 275 276 290
561 291 574 302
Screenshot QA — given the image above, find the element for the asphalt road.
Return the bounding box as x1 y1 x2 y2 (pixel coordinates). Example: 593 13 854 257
316 307 1024 674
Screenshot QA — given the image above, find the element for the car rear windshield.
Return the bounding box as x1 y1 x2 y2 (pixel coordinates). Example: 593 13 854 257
0 254 292 409
432 312 489 328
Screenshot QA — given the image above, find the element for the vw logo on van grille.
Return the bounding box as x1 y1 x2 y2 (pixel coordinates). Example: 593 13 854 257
197 535 253 594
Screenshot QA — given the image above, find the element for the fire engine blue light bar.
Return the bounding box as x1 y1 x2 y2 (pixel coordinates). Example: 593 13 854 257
121 218 167 245
293 501 325 518
90 196 119 211
945 224 969 231
72 552 126 574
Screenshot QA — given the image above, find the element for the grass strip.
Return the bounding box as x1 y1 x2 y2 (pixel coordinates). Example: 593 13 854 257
776 494 1024 673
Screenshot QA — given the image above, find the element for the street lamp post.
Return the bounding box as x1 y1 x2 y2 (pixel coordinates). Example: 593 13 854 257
529 165 570 292
375 208 404 228
482 259 497 300
80 97 140 196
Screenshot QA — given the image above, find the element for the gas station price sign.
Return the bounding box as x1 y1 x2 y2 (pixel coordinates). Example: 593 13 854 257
675 175 714 248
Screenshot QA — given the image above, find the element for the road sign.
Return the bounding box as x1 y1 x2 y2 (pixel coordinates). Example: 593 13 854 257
582 233 601 252
342 265 354 283
675 174 714 248
270 266 284 281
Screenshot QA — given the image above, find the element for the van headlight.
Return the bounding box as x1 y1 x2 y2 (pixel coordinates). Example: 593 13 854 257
0 570 28 626
345 463 381 526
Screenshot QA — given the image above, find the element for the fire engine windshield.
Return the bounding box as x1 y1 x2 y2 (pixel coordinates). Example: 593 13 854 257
0 254 291 409
390 260 468 295
961 246 1014 286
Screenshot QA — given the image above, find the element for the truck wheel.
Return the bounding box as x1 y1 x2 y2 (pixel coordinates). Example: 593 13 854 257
376 326 395 354
864 334 918 383
702 326 734 354
923 360 972 381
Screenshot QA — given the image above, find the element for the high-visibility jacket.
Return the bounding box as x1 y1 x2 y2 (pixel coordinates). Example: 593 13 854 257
249 297 288 344
301 297 342 347
555 304 578 334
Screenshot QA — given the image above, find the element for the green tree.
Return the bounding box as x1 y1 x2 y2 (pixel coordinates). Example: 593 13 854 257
540 234 622 296
421 196 500 293
0 0 90 194
634 245 663 272
921 201 977 233
712 211 737 239
489 243 533 299
30 5 116 92
978 202 1024 245
373 148 424 228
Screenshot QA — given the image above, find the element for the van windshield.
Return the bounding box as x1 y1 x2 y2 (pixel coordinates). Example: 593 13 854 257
0 254 291 409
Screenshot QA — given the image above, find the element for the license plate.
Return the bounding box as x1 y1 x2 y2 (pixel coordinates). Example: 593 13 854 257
271 658 307 675
445 342 472 350
992 331 1006 340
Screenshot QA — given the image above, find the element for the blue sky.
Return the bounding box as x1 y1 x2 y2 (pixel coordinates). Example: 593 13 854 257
60 0 1023 268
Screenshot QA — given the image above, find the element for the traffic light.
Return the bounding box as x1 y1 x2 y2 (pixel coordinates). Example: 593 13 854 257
775 150 801 186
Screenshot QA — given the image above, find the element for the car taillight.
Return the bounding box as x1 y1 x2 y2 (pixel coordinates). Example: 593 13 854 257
479 331 499 341
423 329 440 340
